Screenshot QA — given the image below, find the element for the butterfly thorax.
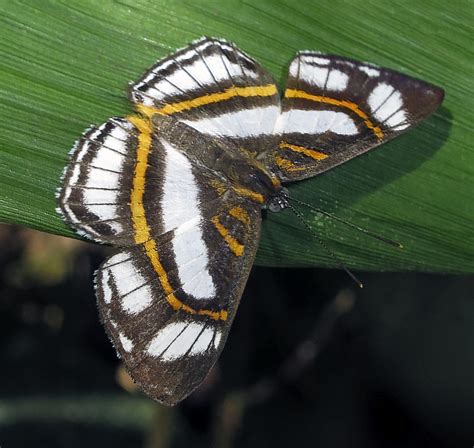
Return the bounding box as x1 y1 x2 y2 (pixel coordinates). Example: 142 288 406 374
220 144 282 208
224 153 284 209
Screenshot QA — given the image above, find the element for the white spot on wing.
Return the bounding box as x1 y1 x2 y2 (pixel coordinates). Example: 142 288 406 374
147 322 188 358
190 327 214 355
373 90 403 121
121 285 153 315
181 55 227 87
102 135 127 154
368 82 407 129
87 168 120 190
181 106 280 137
119 333 133 352
214 330 222 349
104 252 131 268
85 145 122 222
101 254 153 314
368 82 395 112
326 69 349 91
299 64 328 88
61 120 131 238
161 322 206 361
101 270 113 304
161 139 216 300
360 66 380 77
83 204 117 220
330 113 359 134
277 110 358 135
82 188 118 205
385 110 406 127
137 40 238 86
148 322 218 361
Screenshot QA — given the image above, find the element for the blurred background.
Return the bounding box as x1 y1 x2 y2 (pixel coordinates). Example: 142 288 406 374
0 224 472 447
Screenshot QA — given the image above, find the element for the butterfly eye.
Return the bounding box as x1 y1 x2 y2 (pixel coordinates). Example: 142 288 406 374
267 194 289 212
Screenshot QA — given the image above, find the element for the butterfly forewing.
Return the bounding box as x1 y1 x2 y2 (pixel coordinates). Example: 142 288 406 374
129 37 281 154
272 52 444 181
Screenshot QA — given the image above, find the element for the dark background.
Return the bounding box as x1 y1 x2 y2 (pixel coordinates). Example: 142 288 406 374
0 224 473 447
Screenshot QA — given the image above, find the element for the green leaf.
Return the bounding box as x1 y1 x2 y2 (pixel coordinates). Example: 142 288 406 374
0 0 472 272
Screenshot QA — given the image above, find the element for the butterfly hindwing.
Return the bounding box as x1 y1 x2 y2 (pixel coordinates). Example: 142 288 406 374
95 201 262 405
129 37 281 153
272 52 444 181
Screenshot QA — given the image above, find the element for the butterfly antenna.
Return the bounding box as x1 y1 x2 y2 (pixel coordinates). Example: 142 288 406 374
288 197 403 249
286 201 364 289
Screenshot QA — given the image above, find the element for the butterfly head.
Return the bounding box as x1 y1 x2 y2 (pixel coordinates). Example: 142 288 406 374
266 187 290 213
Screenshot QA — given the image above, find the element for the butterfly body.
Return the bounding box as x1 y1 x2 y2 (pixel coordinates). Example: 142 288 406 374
57 37 443 405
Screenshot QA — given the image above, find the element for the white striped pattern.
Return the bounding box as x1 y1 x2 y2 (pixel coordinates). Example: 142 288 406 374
147 321 221 361
184 107 357 137
101 251 154 314
368 82 408 130
326 69 349 91
160 139 216 300
62 131 99 232
181 105 280 137
276 109 358 135
187 106 359 138
132 38 259 106
62 119 135 236
360 65 380 77
119 332 134 352
290 55 348 91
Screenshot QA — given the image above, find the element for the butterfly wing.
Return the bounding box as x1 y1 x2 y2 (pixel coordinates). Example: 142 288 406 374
95 198 260 405
129 36 281 154
59 113 262 404
57 117 142 245
272 52 444 181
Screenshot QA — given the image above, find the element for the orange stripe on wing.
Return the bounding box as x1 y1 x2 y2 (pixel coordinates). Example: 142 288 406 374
284 88 384 140
229 206 251 226
137 84 278 117
279 142 328 161
128 114 228 321
211 215 245 257
275 155 307 172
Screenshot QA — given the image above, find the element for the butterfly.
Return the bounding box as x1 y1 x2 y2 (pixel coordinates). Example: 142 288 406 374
57 37 444 405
